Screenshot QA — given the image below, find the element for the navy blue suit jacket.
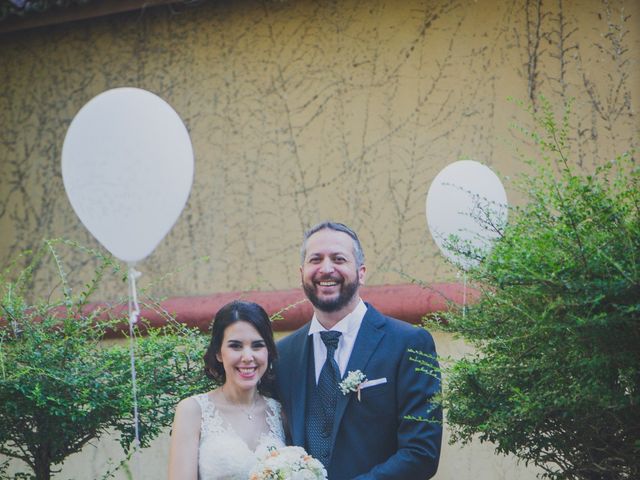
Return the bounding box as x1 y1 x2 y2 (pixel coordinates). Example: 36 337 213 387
275 304 442 480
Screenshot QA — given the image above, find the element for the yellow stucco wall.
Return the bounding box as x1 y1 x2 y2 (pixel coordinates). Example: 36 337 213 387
0 0 638 478
1 0 638 298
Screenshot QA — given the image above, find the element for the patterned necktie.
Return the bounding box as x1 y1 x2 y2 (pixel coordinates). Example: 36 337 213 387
306 330 343 466
318 331 342 430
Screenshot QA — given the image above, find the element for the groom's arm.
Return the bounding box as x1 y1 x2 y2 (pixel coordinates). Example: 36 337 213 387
353 328 442 480
274 333 301 447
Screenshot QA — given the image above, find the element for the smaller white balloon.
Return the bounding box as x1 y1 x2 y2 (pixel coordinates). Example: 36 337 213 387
426 160 508 270
62 88 194 263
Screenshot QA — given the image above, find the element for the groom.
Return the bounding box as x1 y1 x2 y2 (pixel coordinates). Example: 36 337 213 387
275 221 442 479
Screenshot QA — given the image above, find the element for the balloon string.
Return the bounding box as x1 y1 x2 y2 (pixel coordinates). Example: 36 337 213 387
128 265 141 477
462 271 467 319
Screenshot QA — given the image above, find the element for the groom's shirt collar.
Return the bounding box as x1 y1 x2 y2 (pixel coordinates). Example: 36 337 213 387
308 299 367 383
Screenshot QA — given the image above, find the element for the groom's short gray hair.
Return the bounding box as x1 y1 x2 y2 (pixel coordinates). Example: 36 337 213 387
300 221 365 268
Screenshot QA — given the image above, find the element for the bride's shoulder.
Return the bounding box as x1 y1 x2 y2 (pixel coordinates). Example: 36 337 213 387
177 391 216 415
172 395 204 431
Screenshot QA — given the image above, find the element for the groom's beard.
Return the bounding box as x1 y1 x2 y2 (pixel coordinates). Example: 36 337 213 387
303 275 359 313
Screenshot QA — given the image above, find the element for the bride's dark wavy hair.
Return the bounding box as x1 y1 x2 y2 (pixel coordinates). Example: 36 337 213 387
203 300 278 397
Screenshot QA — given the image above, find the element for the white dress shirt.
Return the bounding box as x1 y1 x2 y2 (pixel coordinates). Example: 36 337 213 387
308 299 367 383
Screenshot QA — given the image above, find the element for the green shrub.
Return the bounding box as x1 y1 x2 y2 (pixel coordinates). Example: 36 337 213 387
0 240 212 480
434 98 639 479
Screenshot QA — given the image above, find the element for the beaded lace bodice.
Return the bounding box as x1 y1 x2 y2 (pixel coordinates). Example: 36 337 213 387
193 393 285 480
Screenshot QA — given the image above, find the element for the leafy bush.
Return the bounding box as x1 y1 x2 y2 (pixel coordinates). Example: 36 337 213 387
435 98 639 479
0 240 212 480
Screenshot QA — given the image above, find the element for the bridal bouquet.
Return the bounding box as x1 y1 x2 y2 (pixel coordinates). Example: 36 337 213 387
249 446 327 480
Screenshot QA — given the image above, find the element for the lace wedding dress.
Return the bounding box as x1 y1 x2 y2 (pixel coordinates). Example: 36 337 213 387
193 392 286 480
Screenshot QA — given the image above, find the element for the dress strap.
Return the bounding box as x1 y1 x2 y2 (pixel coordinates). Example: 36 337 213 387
193 392 224 436
193 392 213 415
264 396 285 442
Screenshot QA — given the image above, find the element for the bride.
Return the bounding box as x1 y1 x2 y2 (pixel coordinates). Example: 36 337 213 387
168 301 285 480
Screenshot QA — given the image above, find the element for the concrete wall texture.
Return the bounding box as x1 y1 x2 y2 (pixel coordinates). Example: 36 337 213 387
0 0 638 478
2 0 638 298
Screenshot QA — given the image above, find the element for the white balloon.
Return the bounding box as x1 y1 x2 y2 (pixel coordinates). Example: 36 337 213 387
426 160 508 270
62 88 194 263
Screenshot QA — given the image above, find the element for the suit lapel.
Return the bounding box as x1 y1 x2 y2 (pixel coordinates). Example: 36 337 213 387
331 306 385 447
290 326 312 446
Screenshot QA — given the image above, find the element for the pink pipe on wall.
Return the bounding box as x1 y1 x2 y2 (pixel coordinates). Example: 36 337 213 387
95 283 476 338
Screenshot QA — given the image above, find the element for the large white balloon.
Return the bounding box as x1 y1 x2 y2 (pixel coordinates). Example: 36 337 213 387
426 160 508 270
62 88 194 263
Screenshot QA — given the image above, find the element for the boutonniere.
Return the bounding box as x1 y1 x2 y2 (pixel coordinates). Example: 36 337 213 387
339 370 367 401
